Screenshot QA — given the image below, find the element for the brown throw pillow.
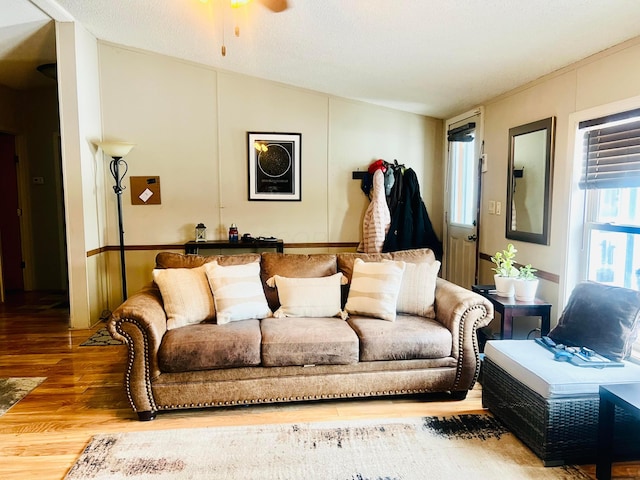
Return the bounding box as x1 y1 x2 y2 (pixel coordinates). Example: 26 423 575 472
549 281 640 361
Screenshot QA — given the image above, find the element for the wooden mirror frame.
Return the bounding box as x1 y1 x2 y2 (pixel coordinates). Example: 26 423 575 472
506 117 555 245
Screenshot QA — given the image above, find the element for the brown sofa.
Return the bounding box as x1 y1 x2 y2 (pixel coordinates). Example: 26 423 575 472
108 248 493 420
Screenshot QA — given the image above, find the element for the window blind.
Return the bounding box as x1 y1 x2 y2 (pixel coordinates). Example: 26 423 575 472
580 115 640 189
447 122 475 142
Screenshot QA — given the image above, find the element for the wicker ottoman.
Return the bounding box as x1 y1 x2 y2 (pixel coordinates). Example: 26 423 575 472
482 340 640 466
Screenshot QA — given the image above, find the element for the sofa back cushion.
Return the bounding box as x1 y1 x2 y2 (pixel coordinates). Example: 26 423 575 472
261 253 337 311
155 252 261 269
337 248 436 283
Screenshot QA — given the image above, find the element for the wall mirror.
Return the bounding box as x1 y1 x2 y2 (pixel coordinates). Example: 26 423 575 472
506 117 555 245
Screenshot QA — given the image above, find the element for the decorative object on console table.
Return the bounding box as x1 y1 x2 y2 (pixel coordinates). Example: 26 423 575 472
472 284 551 339
96 141 135 302
184 239 284 255
195 223 207 242
247 132 301 201
228 224 238 242
490 243 519 297
514 263 539 301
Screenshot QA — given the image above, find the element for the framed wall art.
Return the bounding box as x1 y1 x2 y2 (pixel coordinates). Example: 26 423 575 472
247 132 301 201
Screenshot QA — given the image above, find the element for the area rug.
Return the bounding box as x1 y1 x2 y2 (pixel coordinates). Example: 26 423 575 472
0 377 46 416
65 414 589 479
80 327 122 346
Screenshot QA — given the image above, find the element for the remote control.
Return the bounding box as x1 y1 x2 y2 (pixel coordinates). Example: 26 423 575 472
541 336 556 348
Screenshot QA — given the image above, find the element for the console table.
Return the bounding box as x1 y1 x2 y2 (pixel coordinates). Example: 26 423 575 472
597 383 640 480
472 285 552 339
184 240 284 255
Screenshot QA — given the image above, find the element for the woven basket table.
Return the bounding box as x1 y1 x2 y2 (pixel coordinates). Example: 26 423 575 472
482 357 640 466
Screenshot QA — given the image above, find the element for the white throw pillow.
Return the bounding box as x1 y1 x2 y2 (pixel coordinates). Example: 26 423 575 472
152 265 215 330
266 273 348 319
344 258 406 321
204 261 272 324
396 261 441 318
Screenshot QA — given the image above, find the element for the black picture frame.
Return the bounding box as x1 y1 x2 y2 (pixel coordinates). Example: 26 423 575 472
247 132 301 201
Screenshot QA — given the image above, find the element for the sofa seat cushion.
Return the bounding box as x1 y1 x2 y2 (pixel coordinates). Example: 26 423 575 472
260 317 359 367
158 320 262 373
347 314 452 362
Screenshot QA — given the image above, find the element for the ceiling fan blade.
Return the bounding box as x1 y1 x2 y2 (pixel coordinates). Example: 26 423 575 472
258 0 289 12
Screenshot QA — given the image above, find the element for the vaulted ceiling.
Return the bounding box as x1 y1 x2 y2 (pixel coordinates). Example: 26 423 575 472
4 0 640 118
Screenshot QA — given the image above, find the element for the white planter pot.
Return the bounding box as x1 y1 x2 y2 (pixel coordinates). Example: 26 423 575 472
514 278 539 301
494 274 515 297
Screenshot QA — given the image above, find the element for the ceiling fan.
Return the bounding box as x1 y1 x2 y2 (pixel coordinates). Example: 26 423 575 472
201 0 289 55
254 0 289 12
202 0 289 13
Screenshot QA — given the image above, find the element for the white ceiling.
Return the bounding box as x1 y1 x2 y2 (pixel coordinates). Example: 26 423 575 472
4 0 640 118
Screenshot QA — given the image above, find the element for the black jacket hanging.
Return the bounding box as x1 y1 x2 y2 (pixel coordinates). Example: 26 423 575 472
382 168 443 261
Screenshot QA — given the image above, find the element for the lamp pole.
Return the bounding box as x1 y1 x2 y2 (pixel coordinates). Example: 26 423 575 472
97 142 135 303
110 156 128 301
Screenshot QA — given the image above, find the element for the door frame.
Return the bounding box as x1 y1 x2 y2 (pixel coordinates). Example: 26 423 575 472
443 107 484 285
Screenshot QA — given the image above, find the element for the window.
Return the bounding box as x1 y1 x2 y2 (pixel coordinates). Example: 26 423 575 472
448 124 476 226
578 109 640 292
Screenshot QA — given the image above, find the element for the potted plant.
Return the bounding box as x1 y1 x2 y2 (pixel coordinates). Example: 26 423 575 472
514 264 539 301
490 243 518 297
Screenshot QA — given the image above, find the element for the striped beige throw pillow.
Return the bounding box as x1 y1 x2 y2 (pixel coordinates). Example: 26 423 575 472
345 258 406 321
204 260 272 324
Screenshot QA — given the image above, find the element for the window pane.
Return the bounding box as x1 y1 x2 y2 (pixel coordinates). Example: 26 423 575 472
450 134 476 226
594 187 640 225
587 229 640 290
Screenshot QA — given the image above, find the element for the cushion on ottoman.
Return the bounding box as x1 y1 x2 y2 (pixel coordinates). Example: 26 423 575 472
549 281 640 361
260 317 359 367
484 340 640 398
348 314 452 361
158 320 262 373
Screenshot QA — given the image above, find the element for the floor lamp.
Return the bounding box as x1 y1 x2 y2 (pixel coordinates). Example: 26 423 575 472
98 141 135 302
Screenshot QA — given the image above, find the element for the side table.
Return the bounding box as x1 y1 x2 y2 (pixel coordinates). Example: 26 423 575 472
597 383 640 480
472 285 551 339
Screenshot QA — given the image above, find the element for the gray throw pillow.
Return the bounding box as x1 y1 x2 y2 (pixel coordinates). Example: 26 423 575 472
549 281 640 361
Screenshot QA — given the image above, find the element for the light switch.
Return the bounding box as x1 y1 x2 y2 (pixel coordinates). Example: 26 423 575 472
488 200 495 214
496 201 502 215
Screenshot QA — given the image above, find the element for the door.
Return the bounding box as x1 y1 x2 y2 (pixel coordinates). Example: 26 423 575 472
0 132 24 294
444 112 482 288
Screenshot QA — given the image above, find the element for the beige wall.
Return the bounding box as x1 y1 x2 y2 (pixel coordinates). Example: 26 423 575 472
474 36 640 336
98 43 443 303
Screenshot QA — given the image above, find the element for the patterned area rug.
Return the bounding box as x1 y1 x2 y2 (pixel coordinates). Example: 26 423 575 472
0 377 46 416
65 414 589 479
80 327 122 347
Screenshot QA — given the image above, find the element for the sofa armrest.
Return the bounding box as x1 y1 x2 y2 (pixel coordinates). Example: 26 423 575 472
107 285 167 415
434 278 494 391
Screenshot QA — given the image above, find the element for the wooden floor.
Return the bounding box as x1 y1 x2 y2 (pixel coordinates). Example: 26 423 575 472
0 293 638 480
